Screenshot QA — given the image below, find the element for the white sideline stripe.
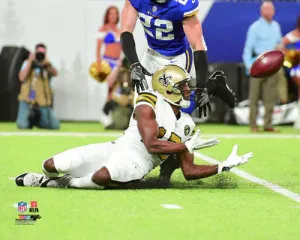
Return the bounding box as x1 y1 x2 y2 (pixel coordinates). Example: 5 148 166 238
194 152 300 203
161 204 182 209
8 177 15 180
1 132 300 139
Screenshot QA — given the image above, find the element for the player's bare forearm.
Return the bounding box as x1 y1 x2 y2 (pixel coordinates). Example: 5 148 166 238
135 105 188 154
179 151 218 180
121 0 138 33
145 139 188 154
183 15 206 51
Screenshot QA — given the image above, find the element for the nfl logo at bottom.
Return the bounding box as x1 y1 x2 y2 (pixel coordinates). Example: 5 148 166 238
18 201 27 212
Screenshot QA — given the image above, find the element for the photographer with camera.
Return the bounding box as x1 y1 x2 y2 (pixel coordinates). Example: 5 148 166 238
16 43 60 129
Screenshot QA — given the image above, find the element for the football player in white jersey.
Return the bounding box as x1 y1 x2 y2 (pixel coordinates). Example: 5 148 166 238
15 65 252 189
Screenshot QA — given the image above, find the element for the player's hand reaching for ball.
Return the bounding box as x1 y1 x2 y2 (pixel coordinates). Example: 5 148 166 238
218 144 253 174
194 88 211 118
130 62 152 93
185 129 220 154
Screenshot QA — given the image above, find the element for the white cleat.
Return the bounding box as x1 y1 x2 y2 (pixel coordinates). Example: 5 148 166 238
15 173 45 187
40 174 72 188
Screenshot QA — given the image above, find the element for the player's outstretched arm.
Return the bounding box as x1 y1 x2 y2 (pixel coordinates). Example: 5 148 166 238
179 145 253 181
179 151 218 181
183 15 210 118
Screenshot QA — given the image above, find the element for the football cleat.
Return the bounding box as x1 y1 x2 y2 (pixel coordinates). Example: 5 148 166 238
40 174 72 188
207 70 237 108
15 173 45 187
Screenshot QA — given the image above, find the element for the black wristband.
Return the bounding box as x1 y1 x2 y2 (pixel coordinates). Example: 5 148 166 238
121 31 139 66
194 50 208 88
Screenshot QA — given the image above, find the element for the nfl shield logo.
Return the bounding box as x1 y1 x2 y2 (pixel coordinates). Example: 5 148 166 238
18 201 27 212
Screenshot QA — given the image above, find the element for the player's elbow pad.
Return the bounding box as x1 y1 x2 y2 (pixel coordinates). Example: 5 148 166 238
120 31 139 65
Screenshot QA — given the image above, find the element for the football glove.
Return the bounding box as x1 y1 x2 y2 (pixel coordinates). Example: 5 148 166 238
208 70 237 109
194 88 211 118
218 144 253 174
130 62 152 93
185 129 220 154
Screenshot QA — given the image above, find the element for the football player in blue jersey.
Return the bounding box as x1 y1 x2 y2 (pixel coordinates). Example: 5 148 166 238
120 0 236 118
120 0 237 181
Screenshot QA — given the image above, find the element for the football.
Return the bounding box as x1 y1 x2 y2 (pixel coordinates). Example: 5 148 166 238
250 50 284 78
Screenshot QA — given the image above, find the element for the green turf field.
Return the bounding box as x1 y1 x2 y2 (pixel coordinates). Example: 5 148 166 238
1 122 300 240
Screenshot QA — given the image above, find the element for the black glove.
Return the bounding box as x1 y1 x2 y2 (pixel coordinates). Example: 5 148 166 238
207 70 237 109
194 88 211 118
130 62 152 93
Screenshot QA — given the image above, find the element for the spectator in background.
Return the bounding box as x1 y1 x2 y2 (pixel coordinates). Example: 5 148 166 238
96 6 122 94
17 43 60 129
100 58 133 130
243 1 285 133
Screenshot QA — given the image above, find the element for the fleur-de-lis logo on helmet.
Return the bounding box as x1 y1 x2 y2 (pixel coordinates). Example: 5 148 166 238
158 71 172 87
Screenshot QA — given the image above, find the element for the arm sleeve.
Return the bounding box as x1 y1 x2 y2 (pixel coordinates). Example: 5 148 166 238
121 31 139 65
242 25 256 70
135 91 157 110
183 0 199 18
128 0 138 10
194 50 208 88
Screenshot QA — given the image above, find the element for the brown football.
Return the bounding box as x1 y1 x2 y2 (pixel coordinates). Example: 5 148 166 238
250 50 284 78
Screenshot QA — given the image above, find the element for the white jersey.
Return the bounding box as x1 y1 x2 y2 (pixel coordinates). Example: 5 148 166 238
124 91 195 168
52 91 195 184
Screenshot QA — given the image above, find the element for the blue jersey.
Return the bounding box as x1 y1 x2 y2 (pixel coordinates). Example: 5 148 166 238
129 0 199 57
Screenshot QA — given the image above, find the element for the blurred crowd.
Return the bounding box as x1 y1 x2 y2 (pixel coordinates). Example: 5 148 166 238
14 2 300 131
